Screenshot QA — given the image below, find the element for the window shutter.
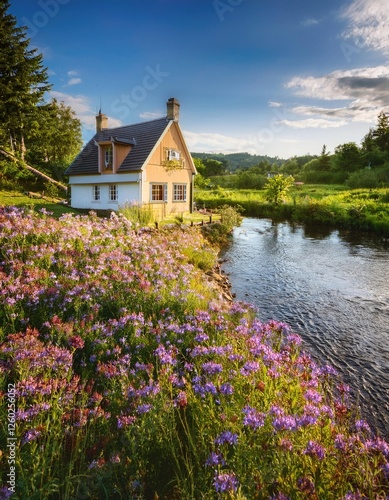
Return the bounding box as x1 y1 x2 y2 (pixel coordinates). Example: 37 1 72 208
164 184 168 201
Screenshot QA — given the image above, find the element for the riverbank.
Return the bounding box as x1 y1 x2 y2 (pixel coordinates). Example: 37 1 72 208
195 185 389 238
0 206 388 498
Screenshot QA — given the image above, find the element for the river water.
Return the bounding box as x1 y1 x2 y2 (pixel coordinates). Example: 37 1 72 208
221 218 389 438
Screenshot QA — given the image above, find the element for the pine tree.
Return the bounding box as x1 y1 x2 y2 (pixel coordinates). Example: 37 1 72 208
0 0 51 158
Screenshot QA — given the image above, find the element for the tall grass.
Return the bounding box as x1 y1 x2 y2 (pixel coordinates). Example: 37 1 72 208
195 186 389 237
0 206 388 499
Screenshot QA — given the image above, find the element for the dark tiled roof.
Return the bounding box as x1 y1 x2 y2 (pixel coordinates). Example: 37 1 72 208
65 118 169 175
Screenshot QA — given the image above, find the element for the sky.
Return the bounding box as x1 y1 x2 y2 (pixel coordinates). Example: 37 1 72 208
8 0 389 159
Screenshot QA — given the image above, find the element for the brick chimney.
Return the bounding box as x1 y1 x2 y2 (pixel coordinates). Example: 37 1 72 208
96 110 108 132
166 98 180 121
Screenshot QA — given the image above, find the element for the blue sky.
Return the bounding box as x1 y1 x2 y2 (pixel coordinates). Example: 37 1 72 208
9 0 389 159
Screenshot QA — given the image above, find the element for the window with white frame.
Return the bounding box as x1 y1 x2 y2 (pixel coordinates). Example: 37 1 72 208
92 185 100 201
151 183 167 202
173 183 187 202
109 185 118 202
105 146 113 170
167 149 180 161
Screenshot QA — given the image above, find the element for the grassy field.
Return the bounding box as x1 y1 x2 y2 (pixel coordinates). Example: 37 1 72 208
0 190 79 218
195 184 389 237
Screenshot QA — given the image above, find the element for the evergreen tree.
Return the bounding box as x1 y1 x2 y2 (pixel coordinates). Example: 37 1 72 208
0 0 51 158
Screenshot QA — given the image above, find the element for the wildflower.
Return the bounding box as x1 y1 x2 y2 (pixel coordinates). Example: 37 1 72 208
0 486 14 499
303 440 326 460
136 404 153 415
117 415 137 428
240 360 260 376
202 361 223 375
342 492 367 500
205 452 226 467
21 427 42 445
110 454 121 464
219 382 234 396
355 419 371 434
272 415 297 432
304 389 322 404
242 406 265 430
297 477 315 496
173 391 188 408
213 471 239 494
279 438 293 452
215 431 238 446
69 335 84 349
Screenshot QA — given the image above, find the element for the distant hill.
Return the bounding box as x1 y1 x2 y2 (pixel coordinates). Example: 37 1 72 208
190 152 285 172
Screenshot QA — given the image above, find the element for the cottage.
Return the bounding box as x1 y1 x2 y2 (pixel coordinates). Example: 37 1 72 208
65 98 196 218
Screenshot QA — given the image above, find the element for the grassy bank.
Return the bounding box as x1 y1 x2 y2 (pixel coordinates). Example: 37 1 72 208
195 185 389 237
0 207 388 499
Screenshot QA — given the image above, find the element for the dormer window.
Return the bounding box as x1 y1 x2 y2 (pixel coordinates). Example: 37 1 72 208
168 149 180 161
105 147 113 170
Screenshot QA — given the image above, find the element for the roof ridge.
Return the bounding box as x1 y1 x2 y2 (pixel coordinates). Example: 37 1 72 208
101 116 168 133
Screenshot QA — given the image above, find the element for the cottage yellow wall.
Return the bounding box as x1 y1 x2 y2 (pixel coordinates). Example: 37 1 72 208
142 124 194 219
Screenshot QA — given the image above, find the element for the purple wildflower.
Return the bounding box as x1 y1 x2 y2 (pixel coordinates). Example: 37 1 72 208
303 440 326 460
355 419 371 434
202 361 223 375
214 431 238 446
205 452 226 467
297 477 315 495
0 486 14 499
21 427 42 445
382 462 389 479
272 415 297 432
117 415 137 429
213 472 239 494
242 406 265 430
219 382 234 396
136 404 153 415
304 389 322 404
240 360 260 376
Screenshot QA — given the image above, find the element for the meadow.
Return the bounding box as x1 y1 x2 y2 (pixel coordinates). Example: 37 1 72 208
0 206 388 499
195 185 389 237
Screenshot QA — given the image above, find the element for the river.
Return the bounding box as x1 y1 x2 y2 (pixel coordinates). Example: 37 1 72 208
221 218 389 438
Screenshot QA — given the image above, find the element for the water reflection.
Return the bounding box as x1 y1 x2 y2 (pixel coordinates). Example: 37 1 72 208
222 218 389 438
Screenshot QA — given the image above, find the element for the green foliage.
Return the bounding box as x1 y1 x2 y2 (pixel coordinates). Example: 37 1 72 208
334 142 364 173
26 99 83 179
201 205 243 246
346 168 380 189
195 185 389 236
118 202 155 226
264 174 295 205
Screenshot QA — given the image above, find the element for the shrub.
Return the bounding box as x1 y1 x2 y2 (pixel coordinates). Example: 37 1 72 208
346 169 379 189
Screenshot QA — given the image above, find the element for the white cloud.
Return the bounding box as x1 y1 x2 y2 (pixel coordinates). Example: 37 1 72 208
278 118 347 129
268 101 282 108
183 130 258 154
301 17 319 27
67 77 82 86
65 70 82 86
50 91 122 131
139 111 164 120
284 64 389 127
341 0 389 54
